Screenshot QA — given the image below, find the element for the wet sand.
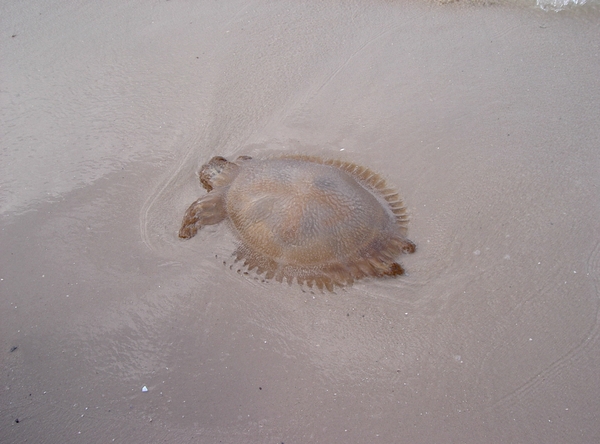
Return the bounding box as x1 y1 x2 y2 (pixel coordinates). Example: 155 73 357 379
2 0 600 442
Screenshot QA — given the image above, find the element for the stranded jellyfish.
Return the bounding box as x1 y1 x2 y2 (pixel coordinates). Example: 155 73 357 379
179 155 415 291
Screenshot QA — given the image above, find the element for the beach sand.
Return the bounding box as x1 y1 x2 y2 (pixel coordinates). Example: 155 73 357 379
2 0 599 442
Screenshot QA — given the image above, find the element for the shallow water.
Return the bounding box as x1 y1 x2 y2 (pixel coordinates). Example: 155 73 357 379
2 0 600 442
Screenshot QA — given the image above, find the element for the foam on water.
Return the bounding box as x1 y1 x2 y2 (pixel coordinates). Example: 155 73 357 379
537 0 589 11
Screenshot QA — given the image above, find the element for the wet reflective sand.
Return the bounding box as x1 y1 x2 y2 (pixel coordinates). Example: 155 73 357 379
2 1 599 442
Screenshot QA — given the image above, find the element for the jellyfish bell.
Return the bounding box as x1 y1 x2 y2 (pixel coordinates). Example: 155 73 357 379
179 155 415 291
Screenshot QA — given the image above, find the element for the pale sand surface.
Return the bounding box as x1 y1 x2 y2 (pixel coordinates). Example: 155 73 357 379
2 1 600 442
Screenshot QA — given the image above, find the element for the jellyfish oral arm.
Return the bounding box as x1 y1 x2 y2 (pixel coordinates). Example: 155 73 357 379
178 192 227 239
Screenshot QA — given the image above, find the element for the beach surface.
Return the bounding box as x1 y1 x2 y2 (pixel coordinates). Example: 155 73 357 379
2 0 600 442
